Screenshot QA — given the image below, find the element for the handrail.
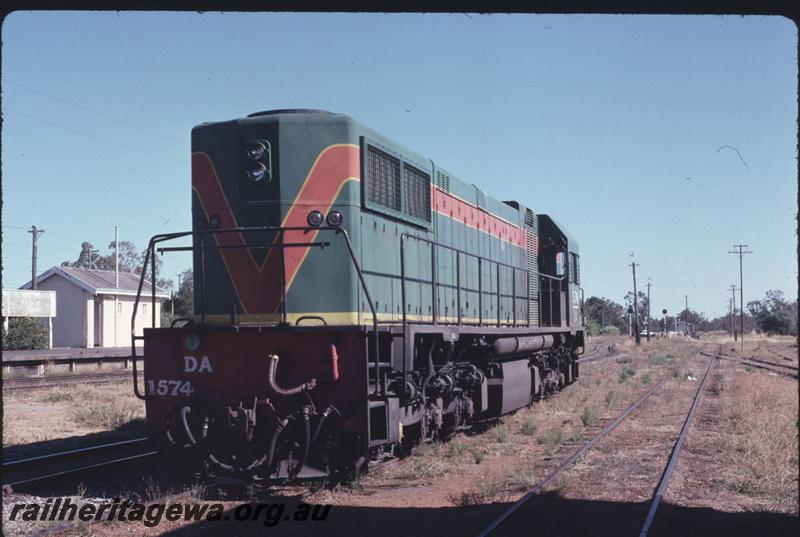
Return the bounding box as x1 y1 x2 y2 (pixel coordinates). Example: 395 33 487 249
130 226 383 399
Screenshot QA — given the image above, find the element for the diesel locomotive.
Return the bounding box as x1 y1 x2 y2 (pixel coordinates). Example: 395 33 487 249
132 109 584 482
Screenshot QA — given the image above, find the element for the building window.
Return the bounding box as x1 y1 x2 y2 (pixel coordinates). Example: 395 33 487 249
142 303 148 317
117 302 122 315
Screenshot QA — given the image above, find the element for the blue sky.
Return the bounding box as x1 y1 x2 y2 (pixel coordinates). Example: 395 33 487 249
2 12 796 318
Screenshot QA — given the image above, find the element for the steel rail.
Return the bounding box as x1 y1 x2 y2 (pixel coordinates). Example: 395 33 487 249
739 354 798 371
4 451 158 489
476 374 672 537
576 351 626 365
638 350 718 537
3 437 149 471
2 371 132 391
700 350 798 379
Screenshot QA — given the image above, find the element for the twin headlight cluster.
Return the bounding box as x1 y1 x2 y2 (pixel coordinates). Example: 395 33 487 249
245 141 272 183
243 140 342 227
307 210 343 227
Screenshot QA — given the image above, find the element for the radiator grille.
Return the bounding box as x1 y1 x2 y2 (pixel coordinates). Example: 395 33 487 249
367 145 401 211
527 230 539 326
403 165 431 222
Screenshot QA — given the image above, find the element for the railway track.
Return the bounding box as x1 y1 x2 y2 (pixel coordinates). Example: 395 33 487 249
3 437 157 492
2 371 132 391
701 350 798 380
477 349 720 537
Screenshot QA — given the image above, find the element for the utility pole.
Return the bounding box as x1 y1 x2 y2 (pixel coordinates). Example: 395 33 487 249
115 225 120 288
728 284 738 340
729 244 753 350
28 226 45 289
645 279 652 342
630 261 641 346
683 295 689 336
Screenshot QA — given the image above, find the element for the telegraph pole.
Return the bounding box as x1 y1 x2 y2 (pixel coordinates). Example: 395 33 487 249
28 226 45 289
645 279 652 342
115 225 120 288
728 284 738 340
729 244 753 350
630 261 641 346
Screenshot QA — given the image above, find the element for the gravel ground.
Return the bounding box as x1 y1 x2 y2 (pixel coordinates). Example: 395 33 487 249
2 335 797 536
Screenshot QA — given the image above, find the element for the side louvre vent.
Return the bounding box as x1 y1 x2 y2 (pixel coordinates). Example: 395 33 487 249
403 164 431 222
367 145 401 212
434 170 450 192
526 229 539 326
525 208 534 226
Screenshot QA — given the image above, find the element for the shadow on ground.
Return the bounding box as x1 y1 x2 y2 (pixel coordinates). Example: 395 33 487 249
159 490 798 537
2 420 146 461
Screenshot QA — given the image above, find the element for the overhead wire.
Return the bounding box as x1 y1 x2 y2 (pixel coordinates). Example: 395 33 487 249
5 79 184 144
6 108 187 166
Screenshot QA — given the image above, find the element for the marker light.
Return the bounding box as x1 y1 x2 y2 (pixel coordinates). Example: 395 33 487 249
247 141 268 160
307 210 324 227
209 214 221 229
246 162 268 183
326 210 343 226
185 333 201 352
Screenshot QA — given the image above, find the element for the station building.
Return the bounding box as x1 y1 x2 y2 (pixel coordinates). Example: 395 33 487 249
21 266 169 348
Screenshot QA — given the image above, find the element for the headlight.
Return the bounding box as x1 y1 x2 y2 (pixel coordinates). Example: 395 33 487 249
326 210 343 226
246 141 267 160
307 210 324 227
246 162 268 183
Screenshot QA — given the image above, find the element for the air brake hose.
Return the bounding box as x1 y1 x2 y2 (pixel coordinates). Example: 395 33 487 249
310 405 341 447
267 354 317 395
180 406 199 445
245 418 288 473
289 407 312 478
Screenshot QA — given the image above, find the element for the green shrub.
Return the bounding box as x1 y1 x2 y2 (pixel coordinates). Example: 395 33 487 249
581 407 595 426
648 355 668 365
618 367 636 383
587 322 602 336
537 428 565 445
520 419 538 436
602 326 621 336
2 317 49 350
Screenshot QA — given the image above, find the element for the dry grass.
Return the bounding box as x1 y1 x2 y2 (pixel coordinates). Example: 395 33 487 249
717 373 798 508
3 380 145 446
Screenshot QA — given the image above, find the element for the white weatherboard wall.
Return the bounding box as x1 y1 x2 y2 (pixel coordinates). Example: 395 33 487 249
34 276 91 347
100 295 159 347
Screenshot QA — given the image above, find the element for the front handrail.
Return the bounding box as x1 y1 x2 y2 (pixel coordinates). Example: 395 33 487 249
130 226 382 400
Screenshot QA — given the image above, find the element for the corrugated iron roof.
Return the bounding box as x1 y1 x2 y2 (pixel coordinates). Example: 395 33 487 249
23 266 171 297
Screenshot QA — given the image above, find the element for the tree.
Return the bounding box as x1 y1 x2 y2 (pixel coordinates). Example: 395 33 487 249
62 240 162 277
2 318 49 350
624 291 649 330
162 268 194 325
747 290 797 335
584 296 628 334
